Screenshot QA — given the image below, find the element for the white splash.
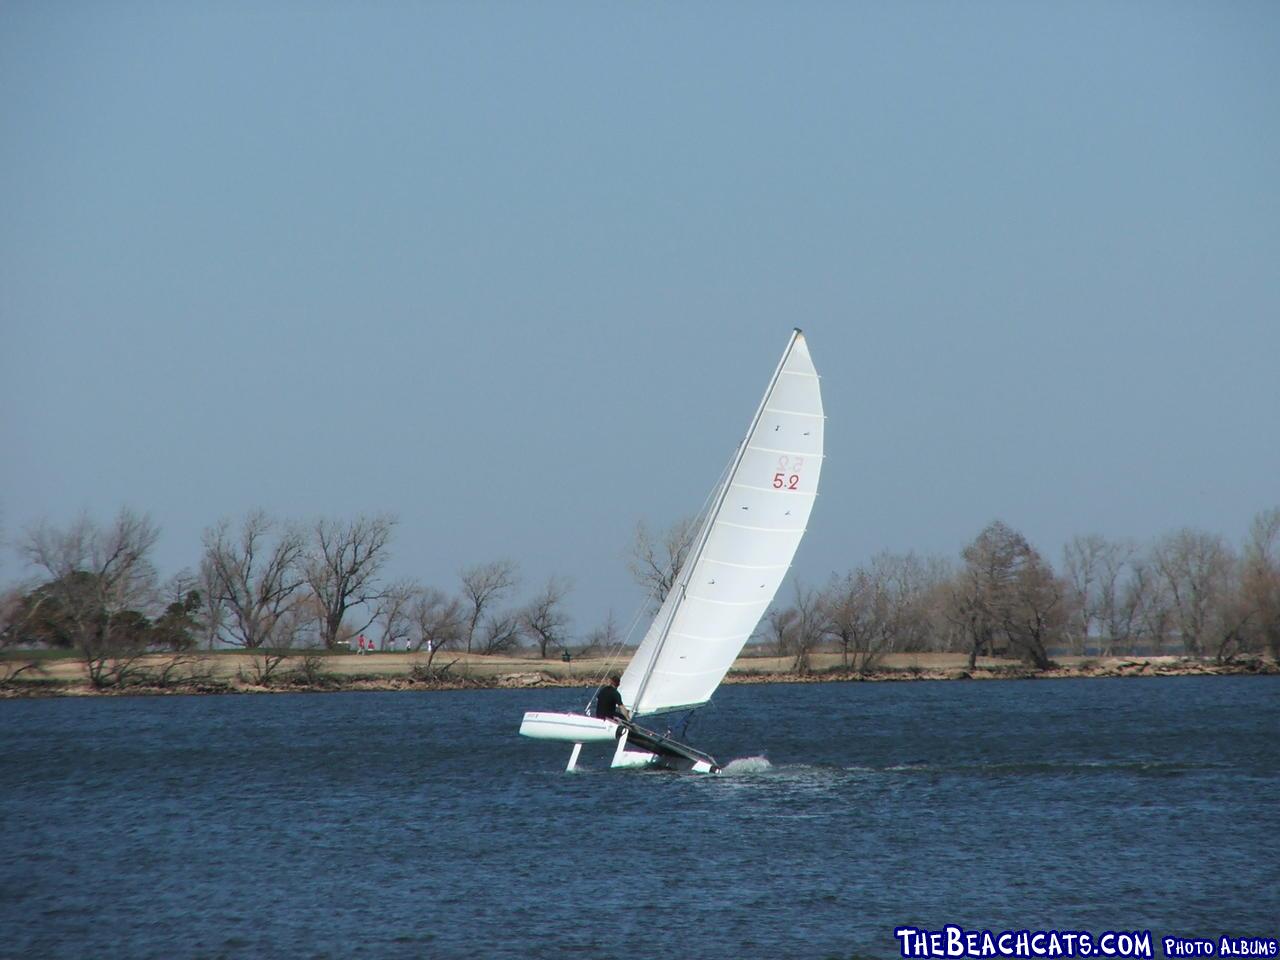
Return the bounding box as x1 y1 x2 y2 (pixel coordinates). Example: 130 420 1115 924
720 756 773 775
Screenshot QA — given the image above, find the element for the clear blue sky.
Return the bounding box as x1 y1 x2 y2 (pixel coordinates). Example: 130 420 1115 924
2 2 1277 635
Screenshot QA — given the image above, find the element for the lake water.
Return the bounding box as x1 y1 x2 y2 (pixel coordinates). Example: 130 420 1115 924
1 676 1277 959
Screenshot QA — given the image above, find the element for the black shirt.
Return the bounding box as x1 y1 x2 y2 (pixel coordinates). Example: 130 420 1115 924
595 684 623 720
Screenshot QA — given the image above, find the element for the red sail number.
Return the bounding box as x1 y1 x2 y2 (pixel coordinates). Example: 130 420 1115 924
774 454 803 491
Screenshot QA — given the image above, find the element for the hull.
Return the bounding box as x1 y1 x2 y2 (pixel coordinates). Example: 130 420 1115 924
519 712 618 743
620 722 720 774
518 712 719 773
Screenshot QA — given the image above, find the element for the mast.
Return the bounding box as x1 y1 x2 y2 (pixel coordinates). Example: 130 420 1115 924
628 328 805 717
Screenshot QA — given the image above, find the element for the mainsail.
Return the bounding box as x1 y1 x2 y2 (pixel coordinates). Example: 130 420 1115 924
619 329 824 716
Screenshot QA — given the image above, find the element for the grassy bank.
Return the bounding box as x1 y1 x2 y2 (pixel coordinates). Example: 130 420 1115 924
1 650 1275 698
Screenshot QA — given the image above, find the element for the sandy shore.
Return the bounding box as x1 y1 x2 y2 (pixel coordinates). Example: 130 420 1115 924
1 650 1275 698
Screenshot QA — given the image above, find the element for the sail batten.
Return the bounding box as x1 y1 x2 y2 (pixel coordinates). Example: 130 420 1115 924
684 594 772 607
667 630 756 643
619 331 824 717
763 407 824 418
715 519 807 533
700 558 790 571
746 445 826 457
731 482 818 496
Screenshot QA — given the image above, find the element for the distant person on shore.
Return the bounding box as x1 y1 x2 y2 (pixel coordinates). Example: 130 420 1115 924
594 674 630 723
357 635 367 655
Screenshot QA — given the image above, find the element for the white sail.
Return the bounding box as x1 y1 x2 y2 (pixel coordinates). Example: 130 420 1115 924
619 330 824 716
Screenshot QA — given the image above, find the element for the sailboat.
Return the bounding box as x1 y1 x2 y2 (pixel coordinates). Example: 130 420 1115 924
519 329 824 773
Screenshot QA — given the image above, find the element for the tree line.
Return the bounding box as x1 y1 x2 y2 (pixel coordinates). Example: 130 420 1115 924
2 505 1277 688
0 509 608 686
759 510 1280 674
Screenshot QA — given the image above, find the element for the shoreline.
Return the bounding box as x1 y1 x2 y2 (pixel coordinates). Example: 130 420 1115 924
1 652 1275 699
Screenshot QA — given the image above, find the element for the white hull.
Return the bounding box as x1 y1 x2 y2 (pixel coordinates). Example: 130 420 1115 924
519 712 717 774
519 712 618 744
612 744 715 774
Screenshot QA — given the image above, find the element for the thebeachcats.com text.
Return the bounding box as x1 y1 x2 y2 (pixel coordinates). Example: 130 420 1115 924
894 927 1154 958
894 927 1279 959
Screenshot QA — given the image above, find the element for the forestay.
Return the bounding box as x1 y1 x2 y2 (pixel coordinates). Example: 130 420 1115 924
619 330 824 716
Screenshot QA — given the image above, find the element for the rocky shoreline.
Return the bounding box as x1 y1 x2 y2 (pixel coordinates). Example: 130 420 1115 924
725 656 1280 685
1 655 1274 699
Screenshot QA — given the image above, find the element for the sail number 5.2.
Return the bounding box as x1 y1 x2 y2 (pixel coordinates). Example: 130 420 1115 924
772 456 804 490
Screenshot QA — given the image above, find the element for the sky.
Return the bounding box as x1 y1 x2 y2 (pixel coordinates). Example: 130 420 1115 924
2 1 1277 638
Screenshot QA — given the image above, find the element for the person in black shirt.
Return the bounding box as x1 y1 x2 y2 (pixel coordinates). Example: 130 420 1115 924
594 674 630 722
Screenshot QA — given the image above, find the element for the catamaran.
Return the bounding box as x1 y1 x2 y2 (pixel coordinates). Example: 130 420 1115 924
519 329 824 773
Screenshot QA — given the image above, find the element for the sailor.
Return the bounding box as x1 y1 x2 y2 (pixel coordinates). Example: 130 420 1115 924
594 674 631 723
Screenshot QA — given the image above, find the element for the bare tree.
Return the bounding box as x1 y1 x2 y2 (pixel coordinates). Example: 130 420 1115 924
1063 534 1108 655
792 586 826 674
1136 559 1175 655
951 521 1020 668
579 610 621 658
1241 507 1280 659
140 650 214 690
953 521 1058 670
305 515 396 650
411 587 464 670
22 509 161 687
820 570 883 672
196 556 227 650
765 583 823 673
1090 539 1142 656
459 560 518 654
0 584 43 685
628 516 698 606
202 511 306 649
823 553 939 672
1098 547 1146 656
762 604 798 659
917 556 961 654
1005 550 1064 670
1151 529 1234 657
1207 574 1255 663
477 612 521 656
239 590 315 685
880 552 936 654
375 579 419 652
520 577 572 659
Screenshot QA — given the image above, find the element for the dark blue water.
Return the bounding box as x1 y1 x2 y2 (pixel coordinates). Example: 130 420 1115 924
2 677 1277 960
